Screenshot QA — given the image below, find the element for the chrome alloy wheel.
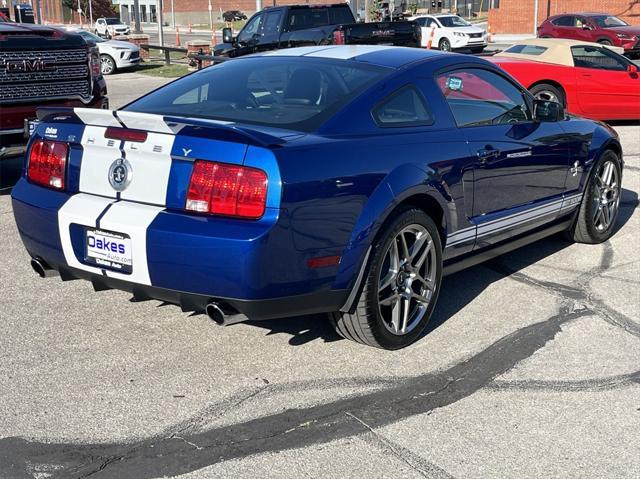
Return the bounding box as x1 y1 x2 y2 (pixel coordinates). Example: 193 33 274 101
592 159 620 232
378 224 436 335
534 90 559 103
100 55 115 75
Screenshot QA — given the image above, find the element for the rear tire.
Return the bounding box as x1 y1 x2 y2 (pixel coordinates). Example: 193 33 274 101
330 208 443 350
529 83 566 107
567 150 622 244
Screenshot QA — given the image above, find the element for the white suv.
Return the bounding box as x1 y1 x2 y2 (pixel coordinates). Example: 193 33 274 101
95 17 130 39
413 14 487 53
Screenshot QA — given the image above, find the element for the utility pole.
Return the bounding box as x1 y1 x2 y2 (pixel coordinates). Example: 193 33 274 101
88 0 93 28
158 0 164 45
208 0 213 29
170 0 175 28
35 0 42 23
533 0 539 36
133 0 141 33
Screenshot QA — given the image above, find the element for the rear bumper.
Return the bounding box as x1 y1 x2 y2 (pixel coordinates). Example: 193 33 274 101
11 179 347 319
41 262 347 320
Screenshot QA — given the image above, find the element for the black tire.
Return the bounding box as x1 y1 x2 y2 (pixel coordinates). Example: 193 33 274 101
597 39 613 46
529 83 566 107
330 208 443 350
439 38 452 52
568 150 622 244
100 54 116 75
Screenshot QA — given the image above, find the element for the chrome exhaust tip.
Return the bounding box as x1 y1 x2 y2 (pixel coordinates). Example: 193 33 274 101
30 258 58 278
205 302 247 326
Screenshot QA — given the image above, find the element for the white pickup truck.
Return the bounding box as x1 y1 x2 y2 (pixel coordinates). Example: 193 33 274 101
412 14 487 53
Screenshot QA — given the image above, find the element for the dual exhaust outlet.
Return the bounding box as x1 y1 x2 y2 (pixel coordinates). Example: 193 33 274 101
30 257 246 327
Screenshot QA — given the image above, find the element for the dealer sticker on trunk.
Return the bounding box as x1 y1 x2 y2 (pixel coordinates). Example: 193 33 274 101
85 228 133 273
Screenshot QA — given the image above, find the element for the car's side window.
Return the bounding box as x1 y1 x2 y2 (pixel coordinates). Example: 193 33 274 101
426 18 436 27
552 16 574 27
373 85 433 127
263 10 283 35
238 13 264 43
436 68 532 128
571 45 628 71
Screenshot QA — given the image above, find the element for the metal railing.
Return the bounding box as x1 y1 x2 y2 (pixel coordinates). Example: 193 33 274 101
140 44 230 70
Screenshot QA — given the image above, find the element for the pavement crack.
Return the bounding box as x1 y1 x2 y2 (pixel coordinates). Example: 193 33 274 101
347 412 455 479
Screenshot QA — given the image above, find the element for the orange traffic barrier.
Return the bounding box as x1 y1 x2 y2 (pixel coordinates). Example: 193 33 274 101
176 26 181 46
211 27 217 47
426 26 436 49
487 24 493 43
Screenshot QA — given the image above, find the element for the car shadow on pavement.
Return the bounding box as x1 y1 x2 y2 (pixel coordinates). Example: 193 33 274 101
247 187 637 347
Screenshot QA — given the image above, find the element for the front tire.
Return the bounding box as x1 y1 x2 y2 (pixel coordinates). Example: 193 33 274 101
597 39 613 46
439 38 452 52
100 54 116 75
330 208 443 350
568 150 622 244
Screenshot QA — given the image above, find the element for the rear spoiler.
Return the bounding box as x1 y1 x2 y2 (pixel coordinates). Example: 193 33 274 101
36 107 288 148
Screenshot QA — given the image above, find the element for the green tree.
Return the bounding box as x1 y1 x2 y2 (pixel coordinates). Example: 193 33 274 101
62 0 117 20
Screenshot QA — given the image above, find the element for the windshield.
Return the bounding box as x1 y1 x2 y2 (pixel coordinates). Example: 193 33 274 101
124 57 390 132
504 44 547 55
105 18 122 25
438 16 470 27
78 30 105 43
590 15 629 28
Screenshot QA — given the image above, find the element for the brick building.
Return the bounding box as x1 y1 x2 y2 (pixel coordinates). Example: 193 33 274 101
489 0 640 34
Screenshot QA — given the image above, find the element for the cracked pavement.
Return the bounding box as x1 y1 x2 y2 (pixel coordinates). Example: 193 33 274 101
0 75 638 478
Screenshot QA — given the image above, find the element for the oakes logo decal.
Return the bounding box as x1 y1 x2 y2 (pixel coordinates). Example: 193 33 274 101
87 235 126 254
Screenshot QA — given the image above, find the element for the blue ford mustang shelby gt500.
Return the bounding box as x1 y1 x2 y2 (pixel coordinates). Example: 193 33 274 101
12 46 623 349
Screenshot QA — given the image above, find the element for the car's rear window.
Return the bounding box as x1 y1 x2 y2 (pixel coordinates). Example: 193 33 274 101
504 44 547 55
124 57 390 132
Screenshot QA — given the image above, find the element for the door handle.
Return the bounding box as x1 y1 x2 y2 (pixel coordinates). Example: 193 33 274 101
476 147 500 163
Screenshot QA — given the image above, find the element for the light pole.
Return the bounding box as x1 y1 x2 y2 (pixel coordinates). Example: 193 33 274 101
171 0 175 28
533 0 539 36
158 0 164 45
208 0 213 29
132 0 141 33
88 0 93 28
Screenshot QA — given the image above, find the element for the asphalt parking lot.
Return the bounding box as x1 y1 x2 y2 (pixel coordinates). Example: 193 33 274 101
0 73 638 479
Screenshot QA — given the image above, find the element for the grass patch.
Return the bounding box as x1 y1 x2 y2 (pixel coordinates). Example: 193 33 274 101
134 62 189 78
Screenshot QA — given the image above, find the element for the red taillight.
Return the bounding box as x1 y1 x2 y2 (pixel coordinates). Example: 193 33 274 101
186 160 268 219
105 127 148 143
333 30 345 45
27 139 68 190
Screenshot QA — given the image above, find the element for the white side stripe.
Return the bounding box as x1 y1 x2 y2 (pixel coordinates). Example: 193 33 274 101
119 132 176 205
99 202 164 285
79 125 119 199
74 108 121 128
58 194 114 276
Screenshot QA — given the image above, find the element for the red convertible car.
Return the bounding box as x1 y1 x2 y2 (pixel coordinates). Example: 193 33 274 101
489 38 640 121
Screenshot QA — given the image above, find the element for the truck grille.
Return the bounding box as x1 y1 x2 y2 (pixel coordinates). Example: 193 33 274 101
0 48 91 104
0 80 90 102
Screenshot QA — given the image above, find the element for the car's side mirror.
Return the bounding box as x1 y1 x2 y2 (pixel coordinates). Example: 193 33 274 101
628 64 638 74
222 27 234 44
534 99 564 122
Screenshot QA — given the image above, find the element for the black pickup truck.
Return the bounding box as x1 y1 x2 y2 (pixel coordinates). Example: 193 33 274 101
214 3 421 57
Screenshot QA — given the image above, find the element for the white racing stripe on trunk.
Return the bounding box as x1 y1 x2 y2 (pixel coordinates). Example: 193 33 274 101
58 193 115 276
79 125 120 199
74 108 121 127
116 111 174 134
98 201 164 285
119 132 176 205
